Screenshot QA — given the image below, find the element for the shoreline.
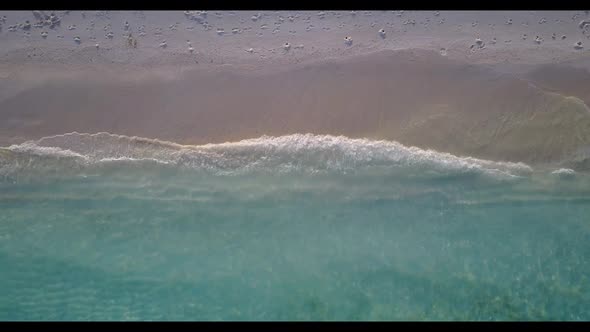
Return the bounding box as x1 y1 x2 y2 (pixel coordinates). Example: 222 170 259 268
1 9 590 166
2 131 588 177
1 47 589 166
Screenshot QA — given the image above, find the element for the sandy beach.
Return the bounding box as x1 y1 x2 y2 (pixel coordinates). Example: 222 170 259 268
1 10 590 166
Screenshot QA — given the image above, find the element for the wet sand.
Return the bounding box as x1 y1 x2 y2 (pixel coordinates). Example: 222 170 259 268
1 48 590 165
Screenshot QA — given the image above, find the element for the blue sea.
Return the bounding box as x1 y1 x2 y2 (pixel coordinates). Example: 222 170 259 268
1 133 589 321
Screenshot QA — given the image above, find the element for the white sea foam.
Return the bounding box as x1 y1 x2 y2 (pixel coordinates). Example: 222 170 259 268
551 168 576 178
1 132 534 179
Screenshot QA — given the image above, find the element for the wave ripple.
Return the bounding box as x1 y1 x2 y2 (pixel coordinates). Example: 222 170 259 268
0 132 533 179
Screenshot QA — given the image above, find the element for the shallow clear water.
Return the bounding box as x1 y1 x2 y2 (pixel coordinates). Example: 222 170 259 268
1 134 589 321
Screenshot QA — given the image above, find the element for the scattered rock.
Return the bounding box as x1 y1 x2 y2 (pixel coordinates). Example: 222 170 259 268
32 11 43 20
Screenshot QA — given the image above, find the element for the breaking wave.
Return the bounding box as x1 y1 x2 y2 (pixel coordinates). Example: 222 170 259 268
0 132 533 180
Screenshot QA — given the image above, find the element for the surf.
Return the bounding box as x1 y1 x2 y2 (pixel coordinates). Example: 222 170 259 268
0 132 533 180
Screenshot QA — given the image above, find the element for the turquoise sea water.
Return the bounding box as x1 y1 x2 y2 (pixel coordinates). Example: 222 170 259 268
1 133 589 321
